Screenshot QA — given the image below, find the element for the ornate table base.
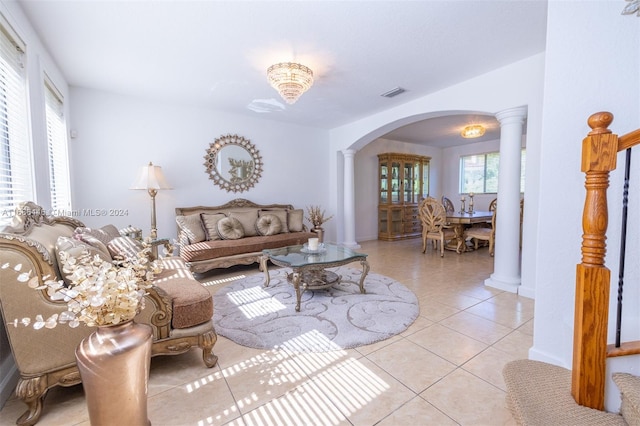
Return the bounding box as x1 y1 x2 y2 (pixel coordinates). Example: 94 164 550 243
261 244 370 312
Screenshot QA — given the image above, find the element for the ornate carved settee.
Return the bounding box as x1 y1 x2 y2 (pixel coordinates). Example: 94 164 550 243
175 199 317 273
0 202 218 425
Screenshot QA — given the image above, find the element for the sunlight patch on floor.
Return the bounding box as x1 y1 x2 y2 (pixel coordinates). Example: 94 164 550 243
199 274 247 287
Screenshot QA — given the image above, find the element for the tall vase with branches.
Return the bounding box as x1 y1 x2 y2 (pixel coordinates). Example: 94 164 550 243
305 205 333 243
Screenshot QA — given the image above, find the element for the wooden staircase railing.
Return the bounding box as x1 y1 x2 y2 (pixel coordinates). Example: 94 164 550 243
573 112 640 410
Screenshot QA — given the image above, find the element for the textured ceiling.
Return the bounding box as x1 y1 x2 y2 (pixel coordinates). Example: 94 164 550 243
16 0 547 146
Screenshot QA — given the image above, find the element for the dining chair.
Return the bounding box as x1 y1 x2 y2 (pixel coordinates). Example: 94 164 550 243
441 196 455 214
489 197 498 212
464 207 496 256
419 197 456 257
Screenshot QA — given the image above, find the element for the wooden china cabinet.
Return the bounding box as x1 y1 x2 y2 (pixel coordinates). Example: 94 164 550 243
378 153 430 240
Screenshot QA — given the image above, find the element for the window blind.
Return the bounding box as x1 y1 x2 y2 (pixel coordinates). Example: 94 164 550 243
44 77 71 213
0 15 32 221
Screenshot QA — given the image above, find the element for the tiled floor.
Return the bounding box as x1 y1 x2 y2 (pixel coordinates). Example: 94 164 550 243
0 238 533 426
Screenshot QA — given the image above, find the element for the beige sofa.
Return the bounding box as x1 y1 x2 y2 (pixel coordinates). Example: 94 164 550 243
176 199 317 273
0 202 218 426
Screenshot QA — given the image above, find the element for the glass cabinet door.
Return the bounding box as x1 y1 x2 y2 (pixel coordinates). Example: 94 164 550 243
391 162 401 203
379 162 388 204
403 162 414 203
421 162 430 200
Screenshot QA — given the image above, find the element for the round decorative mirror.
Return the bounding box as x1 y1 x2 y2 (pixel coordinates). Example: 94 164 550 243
204 134 263 193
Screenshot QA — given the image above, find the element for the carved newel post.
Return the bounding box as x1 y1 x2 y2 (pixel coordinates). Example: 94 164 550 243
572 111 617 410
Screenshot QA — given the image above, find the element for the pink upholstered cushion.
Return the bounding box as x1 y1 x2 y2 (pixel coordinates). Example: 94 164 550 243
153 278 213 329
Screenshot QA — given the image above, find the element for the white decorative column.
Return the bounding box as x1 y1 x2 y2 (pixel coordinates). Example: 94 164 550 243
485 106 527 293
342 149 360 248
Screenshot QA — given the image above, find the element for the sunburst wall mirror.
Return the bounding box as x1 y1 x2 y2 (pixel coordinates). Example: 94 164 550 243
204 134 263 193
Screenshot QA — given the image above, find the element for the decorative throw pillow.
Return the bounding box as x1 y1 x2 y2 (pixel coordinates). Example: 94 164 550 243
176 214 206 244
255 214 282 236
200 213 226 241
55 236 112 284
287 209 304 232
74 224 120 246
229 211 259 237
260 209 289 233
107 236 144 262
216 216 245 240
613 372 640 425
74 233 111 259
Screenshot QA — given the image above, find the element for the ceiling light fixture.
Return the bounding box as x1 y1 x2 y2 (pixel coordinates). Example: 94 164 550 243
266 62 314 104
461 124 486 139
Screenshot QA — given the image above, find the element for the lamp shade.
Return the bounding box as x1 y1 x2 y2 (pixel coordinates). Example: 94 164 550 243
130 162 172 190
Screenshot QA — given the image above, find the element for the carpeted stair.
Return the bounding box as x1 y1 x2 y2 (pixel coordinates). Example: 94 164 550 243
502 359 630 425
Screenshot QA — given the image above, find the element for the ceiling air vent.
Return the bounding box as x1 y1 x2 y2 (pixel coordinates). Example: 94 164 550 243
380 87 406 98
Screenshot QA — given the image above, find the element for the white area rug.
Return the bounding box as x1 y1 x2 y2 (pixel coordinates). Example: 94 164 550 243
213 267 419 352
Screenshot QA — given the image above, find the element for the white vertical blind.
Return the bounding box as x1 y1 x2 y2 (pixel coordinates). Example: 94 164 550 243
0 15 32 220
44 77 71 213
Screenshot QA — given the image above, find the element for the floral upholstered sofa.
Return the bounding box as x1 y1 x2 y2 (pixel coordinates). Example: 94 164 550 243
175 199 317 273
0 202 218 426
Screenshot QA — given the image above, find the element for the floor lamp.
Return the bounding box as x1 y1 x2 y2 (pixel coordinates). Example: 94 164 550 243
130 162 172 239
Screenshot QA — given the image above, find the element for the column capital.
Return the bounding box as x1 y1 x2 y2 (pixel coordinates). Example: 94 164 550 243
342 149 356 158
495 106 528 126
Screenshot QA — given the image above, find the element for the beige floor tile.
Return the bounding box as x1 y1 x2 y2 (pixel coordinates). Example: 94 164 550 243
399 313 434 337
148 372 242 425
365 338 457 393
517 318 534 336
465 299 533 329
407 323 488 366
221 348 310 414
241 380 351 426
462 346 521 391
310 357 416 426
353 333 404 356
420 368 513 426
377 396 458 426
0 385 89 426
493 330 534 359
416 297 461 322
439 310 514 344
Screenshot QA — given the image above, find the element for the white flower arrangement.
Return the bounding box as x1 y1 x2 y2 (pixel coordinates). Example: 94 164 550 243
6 248 161 329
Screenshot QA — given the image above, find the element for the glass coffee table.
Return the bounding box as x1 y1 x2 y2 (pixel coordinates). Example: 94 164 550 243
260 244 370 312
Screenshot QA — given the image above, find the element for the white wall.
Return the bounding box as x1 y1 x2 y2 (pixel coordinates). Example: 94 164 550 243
354 138 441 242
68 88 332 243
530 0 639 411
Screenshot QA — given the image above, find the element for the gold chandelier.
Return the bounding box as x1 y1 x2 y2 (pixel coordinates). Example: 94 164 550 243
461 124 486 138
267 62 314 104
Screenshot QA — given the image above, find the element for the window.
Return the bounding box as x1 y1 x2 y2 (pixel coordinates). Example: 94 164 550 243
0 17 32 222
44 77 71 212
460 150 526 194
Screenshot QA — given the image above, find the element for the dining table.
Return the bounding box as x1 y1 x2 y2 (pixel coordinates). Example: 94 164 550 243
445 210 494 253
